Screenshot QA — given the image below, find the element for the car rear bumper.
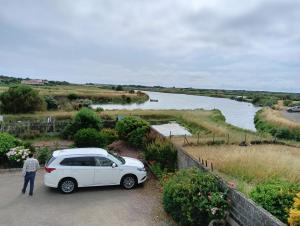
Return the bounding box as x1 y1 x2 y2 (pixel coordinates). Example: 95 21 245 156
44 174 58 188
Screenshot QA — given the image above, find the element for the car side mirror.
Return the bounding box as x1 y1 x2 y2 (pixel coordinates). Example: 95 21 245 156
111 163 117 168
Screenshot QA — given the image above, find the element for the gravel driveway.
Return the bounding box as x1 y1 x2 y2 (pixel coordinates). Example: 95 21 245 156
0 148 175 226
0 170 174 226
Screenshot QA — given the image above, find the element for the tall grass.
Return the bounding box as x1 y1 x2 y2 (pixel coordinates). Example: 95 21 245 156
255 108 300 141
185 144 300 187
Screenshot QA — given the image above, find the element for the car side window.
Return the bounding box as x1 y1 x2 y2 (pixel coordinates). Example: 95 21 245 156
95 157 114 167
60 157 95 166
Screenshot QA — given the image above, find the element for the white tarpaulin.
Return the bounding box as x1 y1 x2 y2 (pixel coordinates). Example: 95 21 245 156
151 123 192 137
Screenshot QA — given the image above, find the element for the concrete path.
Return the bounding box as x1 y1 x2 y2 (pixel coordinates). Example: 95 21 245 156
0 170 174 226
282 111 300 123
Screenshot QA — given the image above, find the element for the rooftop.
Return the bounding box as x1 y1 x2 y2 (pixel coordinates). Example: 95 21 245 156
151 122 192 137
53 148 108 157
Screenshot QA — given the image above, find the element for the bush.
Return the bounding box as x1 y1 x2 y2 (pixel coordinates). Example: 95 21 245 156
44 96 58 110
74 128 104 148
6 146 30 164
145 138 177 171
67 93 79 100
163 168 228 226
115 85 123 91
99 128 118 146
116 117 150 147
0 133 20 157
62 108 103 138
288 193 300 226
0 85 46 113
115 116 150 147
250 180 300 223
37 148 52 165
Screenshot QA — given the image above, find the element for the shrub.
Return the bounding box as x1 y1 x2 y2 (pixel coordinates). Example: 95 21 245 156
99 128 118 146
6 146 30 163
0 133 20 157
74 128 104 148
62 108 103 138
44 96 58 110
163 168 228 226
250 180 300 223
0 85 46 113
145 138 177 171
288 193 300 226
115 116 150 147
115 85 123 91
37 148 52 165
67 93 79 100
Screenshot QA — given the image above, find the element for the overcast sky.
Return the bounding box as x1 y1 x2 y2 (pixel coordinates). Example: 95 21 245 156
0 0 299 92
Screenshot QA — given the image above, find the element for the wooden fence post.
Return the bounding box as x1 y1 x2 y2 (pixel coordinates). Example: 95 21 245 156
211 162 214 171
227 134 230 144
197 132 200 145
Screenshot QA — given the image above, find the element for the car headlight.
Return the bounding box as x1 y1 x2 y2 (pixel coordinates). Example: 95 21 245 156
137 167 146 172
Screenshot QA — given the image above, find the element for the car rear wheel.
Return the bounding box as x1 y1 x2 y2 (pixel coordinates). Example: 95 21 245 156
59 178 77 194
122 175 137 189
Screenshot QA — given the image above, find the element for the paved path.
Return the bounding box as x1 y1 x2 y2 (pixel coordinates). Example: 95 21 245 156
282 111 300 124
0 171 174 226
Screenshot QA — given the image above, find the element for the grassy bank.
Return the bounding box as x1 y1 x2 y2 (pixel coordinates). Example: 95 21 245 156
0 84 149 105
255 108 300 141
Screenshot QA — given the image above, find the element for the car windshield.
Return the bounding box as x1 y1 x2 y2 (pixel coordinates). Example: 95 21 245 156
109 151 125 164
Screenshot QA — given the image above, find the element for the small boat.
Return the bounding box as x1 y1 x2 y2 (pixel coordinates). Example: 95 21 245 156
150 99 159 102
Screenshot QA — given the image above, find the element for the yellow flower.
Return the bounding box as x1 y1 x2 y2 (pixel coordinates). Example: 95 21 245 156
288 193 300 226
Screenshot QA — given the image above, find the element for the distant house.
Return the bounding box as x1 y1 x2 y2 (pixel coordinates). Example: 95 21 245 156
21 79 47 85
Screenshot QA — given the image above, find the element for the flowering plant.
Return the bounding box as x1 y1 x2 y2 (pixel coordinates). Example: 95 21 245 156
288 193 300 226
6 146 30 162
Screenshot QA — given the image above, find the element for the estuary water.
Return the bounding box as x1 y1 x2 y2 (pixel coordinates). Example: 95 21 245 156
92 91 260 131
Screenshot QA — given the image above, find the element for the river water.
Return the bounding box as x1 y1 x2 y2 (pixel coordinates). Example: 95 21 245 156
91 91 260 131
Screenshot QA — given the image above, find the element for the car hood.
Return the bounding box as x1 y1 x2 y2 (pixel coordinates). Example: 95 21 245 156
122 157 144 168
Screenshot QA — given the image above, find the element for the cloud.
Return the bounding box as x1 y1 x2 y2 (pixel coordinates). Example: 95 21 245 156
0 0 299 92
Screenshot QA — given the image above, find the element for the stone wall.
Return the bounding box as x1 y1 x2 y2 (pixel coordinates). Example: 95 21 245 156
176 145 285 226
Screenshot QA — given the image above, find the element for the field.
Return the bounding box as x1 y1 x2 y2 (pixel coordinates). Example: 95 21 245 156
184 144 300 194
0 84 148 104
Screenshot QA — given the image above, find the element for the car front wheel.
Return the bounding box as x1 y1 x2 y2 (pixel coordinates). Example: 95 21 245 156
59 178 77 194
122 175 137 189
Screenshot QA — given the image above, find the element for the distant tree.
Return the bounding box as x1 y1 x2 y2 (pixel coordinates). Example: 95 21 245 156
116 85 123 91
0 85 46 113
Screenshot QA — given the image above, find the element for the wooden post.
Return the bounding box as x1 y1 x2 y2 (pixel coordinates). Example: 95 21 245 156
198 157 201 162
211 162 214 171
197 132 200 145
212 134 215 143
53 119 56 132
169 131 172 140
227 134 230 144
244 134 247 143
205 160 208 167
201 159 204 165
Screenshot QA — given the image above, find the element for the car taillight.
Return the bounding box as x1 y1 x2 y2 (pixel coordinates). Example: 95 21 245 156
45 166 56 173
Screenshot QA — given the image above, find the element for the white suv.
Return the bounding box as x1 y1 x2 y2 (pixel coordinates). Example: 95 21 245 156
44 148 147 194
